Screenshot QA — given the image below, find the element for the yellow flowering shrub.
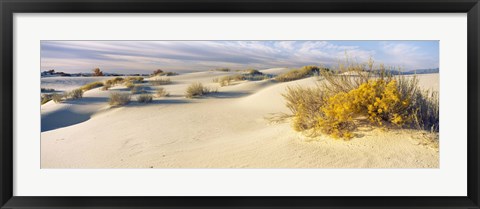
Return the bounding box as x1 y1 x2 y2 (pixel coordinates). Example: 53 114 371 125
288 78 416 139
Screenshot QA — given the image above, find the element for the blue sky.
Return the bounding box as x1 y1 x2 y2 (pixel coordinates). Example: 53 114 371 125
41 41 439 74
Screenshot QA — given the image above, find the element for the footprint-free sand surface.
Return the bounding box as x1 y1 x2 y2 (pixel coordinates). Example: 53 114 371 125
41 69 439 168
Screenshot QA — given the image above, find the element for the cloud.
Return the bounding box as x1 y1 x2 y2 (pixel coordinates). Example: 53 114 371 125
41 41 438 74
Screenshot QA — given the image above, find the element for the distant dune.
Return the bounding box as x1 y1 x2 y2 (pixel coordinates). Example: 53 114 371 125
41 69 439 168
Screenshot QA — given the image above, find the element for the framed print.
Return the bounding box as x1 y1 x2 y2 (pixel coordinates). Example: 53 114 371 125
1 0 479 208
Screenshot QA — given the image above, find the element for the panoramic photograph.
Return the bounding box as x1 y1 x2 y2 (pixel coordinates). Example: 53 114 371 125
40 40 439 168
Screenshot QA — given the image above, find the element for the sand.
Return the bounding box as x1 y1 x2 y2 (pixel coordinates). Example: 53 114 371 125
41 70 439 168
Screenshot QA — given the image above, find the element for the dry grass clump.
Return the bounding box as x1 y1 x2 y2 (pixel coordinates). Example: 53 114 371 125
185 82 217 98
149 77 171 85
214 73 270 87
137 94 153 103
105 77 125 86
41 94 52 105
80 81 104 91
215 74 245 86
51 93 64 103
101 83 111 91
156 87 169 97
125 76 144 84
283 60 439 139
68 89 84 99
109 92 131 106
276 65 325 82
131 85 146 94
125 81 135 89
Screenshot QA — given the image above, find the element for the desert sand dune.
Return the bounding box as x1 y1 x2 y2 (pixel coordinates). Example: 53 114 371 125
41 71 439 168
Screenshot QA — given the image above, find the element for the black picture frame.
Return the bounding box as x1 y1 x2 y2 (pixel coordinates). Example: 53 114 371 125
1 0 479 208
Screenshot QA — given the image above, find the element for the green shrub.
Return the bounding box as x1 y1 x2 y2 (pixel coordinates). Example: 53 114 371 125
109 92 131 106
185 82 216 98
137 94 153 103
80 81 104 91
149 77 171 85
156 87 169 97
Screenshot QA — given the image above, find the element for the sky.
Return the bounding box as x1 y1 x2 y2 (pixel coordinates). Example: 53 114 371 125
40 40 439 74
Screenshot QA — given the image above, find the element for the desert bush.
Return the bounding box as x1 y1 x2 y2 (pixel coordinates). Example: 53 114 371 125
276 65 326 82
283 60 439 139
137 94 153 103
185 82 216 98
51 93 64 103
109 92 131 106
105 77 124 86
130 85 146 94
215 74 270 87
68 89 84 99
80 81 104 91
101 83 111 91
156 87 169 97
124 81 135 89
152 69 164 75
92 68 104 76
41 94 52 105
215 74 245 86
149 77 171 85
125 76 144 83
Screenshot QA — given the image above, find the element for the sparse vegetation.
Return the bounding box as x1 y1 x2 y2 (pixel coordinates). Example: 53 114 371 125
149 77 171 85
214 73 270 87
131 85 146 94
80 81 104 91
137 94 153 103
51 93 64 103
41 94 52 104
105 77 125 86
101 83 111 91
125 76 144 83
276 65 326 82
185 82 217 98
68 89 84 99
156 87 169 97
109 92 131 106
125 81 135 89
92 68 104 76
282 60 439 139
152 69 164 75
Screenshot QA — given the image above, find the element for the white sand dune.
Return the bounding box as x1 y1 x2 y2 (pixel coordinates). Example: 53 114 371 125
41 72 439 168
